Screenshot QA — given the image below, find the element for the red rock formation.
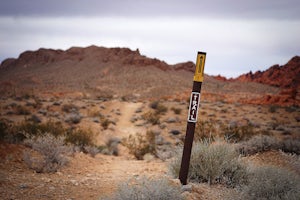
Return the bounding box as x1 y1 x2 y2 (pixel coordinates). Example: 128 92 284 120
235 56 300 89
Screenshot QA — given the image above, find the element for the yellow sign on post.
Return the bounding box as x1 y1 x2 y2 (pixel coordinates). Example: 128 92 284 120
193 52 206 82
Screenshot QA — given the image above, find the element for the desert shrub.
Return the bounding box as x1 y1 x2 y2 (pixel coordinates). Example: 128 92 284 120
222 122 255 142
242 166 300 200
149 101 160 109
281 138 300 155
13 120 65 139
15 105 31 115
100 116 111 130
101 176 183 200
285 106 298 113
169 140 248 187
0 119 10 141
104 137 120 156
142 111 160 125
23 134 72 173
149 101 168 115
65 113 82 124
84 145 100 157
171 107 182 115
61 103 79 113
122 131 156 160
194 120 219 141
65 128 95 151
236 135 281 155
269 105 279 113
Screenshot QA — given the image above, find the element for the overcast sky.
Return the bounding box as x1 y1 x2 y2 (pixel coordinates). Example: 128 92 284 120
1 0 299 77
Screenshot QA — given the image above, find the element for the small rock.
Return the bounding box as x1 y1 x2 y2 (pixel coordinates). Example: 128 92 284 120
70 179 79 186
143 153 155 161
155 135 165 145
181 184 192 192
170 130 181 135
165 117 178 123
19 184 28 189
30 114 42 123
93 118 100 123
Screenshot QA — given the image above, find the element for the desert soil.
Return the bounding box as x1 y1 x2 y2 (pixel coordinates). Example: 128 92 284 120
0 97 299 199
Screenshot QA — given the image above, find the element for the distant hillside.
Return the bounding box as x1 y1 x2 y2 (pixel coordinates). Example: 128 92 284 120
0 45 293 105
235 56 300 89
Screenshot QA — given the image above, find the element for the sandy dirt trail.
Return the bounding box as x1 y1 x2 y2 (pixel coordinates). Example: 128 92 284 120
114 102 145 138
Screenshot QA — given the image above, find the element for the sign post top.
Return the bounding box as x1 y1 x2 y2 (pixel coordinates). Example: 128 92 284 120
194 52 206 82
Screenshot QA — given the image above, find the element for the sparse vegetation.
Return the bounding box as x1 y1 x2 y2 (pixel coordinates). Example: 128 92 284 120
194 120 258 142
142 111 160 125
122 131 156 160
171 107 182 115
61 103 79 113
0 118 10 141
101 116 111 130
15 104 31 115
23 134 72 173
149 101 168 115
104 137 120 156
241 166 300 200
269 105 279 113
65 128 95 152
13 120 65 139
236 135 300 156
169 140 248 187
101 176 183 200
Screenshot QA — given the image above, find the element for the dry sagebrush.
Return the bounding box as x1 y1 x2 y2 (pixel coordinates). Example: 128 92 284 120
101 176 183 200
23 134 73 173
169 140 248 187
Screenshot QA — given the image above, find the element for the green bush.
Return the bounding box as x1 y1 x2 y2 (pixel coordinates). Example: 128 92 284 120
242 166 300 200
169 140 248 187
122 131 156 160
101 176 183 200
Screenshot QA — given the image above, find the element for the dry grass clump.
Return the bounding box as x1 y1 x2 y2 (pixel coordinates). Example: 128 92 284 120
241 166 300 200
169 140 248 187
101 176 183 200
142 111 160 125
122 131 156 160
15 104 31 115
194 120 219 141
65 128 95 152
149 101 168 115
23 134 72 173
171 107 182 115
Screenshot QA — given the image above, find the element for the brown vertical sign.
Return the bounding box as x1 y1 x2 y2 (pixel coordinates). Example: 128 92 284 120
179 51 206 185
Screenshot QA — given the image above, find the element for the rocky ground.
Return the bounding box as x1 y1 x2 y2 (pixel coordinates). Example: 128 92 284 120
0 95 299 199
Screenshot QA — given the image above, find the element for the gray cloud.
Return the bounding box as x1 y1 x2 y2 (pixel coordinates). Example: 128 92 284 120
0 0 299 77
1 0 300 19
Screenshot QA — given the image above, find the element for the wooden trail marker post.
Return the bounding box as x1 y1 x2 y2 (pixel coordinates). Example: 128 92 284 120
179 51 206 185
